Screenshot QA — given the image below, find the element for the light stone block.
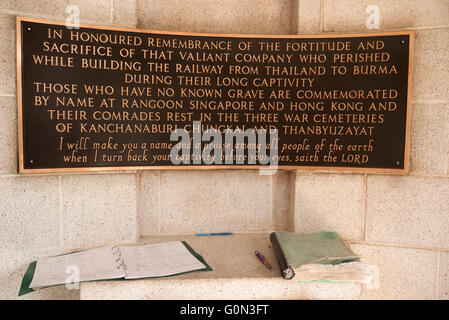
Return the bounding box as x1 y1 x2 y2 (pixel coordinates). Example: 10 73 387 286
439 251 449 299
157 171 271 234
136 0 293 34
366 175 449 249
297 0 321 34
1 0 112 25
294 173 365 241
0 176 60 250
138 171 161 236
413 29 449 102
112 0 137 27
81 277 361 300
0 14 16 95
0 247 79 300
0 1 13 10
323 0 449 32
272 171 294 231
61 174 138 249
409 103 449 175
352 244 438 299
0 96 17 174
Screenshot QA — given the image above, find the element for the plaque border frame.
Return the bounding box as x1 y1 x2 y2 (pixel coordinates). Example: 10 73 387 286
16 16 413 174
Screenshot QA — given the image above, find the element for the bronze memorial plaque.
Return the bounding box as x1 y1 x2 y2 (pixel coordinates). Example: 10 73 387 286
17 17 413 173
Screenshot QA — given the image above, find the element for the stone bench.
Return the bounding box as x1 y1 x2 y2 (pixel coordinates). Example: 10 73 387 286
80 233 362 300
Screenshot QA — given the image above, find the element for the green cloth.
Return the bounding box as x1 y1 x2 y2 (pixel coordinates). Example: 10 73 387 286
275 232 359 268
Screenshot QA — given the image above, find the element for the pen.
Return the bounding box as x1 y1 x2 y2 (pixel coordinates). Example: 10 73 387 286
195 232 233 236
255 250 272 270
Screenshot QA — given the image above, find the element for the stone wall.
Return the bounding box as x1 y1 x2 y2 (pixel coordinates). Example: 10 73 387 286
0 0 447 299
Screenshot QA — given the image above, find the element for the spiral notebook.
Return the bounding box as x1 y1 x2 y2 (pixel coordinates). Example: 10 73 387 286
19 241 211 296
270 232 374 282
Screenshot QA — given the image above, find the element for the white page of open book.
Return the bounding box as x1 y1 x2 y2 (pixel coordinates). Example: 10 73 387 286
119 241 206 279
29 246 125 289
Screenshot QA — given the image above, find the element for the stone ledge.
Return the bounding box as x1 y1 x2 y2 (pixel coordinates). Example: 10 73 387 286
80 233 361 300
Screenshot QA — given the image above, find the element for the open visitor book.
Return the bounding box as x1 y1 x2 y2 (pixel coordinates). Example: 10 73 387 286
19 241 212 296
270 232 375 283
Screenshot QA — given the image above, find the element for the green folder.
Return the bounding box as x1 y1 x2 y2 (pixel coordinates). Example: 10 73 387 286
19 241 212 296
270 232 360 280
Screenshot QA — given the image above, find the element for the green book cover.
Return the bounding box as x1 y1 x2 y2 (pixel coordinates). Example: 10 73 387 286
270 231 367 280
275 231 359 268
